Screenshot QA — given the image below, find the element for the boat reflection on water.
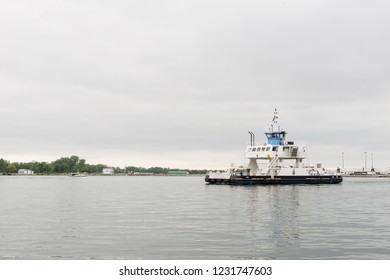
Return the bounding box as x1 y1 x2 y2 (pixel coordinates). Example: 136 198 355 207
239 185 301 258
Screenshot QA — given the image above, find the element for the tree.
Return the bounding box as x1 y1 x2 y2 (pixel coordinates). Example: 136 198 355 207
77 159 86 172
0 158 8 173
6 163 17 174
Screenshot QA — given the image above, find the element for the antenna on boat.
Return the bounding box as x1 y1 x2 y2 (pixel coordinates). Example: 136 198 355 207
265 108 288 146
272 108 278 124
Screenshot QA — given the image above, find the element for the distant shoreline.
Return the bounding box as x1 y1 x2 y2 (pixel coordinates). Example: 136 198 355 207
0 155 212 176
343 174 390 178
1 173 206 177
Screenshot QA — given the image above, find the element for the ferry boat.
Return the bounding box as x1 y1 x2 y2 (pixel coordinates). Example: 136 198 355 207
205 110 343 185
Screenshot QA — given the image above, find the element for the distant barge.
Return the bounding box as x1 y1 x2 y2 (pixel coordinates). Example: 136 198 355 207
205 109 343 185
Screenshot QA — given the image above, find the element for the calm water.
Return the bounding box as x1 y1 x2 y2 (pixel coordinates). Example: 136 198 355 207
1 176 390 259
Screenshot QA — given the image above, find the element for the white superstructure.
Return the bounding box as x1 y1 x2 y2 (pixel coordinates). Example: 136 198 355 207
245 109 311 177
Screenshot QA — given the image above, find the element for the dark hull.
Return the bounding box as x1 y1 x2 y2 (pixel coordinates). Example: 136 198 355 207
205 175 343 185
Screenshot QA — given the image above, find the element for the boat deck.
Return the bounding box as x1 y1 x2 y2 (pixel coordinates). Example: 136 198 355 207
205 175 343 185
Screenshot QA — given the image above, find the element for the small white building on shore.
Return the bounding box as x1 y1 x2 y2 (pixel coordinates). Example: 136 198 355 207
18 169 34 175
102 167 114 175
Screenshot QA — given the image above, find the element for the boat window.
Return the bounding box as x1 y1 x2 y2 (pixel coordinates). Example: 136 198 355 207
247 148 251 152
257 147 261 151
261 147 265 151
266 147 270 151
252 148 256 152
272 147 278 151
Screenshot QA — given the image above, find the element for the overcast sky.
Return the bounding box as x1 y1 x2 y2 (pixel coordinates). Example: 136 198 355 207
1 0 390 170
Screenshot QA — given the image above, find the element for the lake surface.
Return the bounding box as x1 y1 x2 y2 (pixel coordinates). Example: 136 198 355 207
1 176 390 259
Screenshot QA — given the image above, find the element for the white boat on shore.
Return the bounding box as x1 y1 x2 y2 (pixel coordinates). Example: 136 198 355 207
69 172 87 178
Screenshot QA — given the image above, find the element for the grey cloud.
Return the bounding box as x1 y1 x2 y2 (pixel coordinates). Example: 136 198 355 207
1 0 390 169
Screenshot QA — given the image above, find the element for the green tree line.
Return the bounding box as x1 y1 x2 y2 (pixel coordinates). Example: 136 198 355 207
0 156 107 175
0 156 209 175
124 166 208 175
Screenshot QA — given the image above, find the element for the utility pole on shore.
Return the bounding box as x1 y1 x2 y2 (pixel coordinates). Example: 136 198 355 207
364 152 367 171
